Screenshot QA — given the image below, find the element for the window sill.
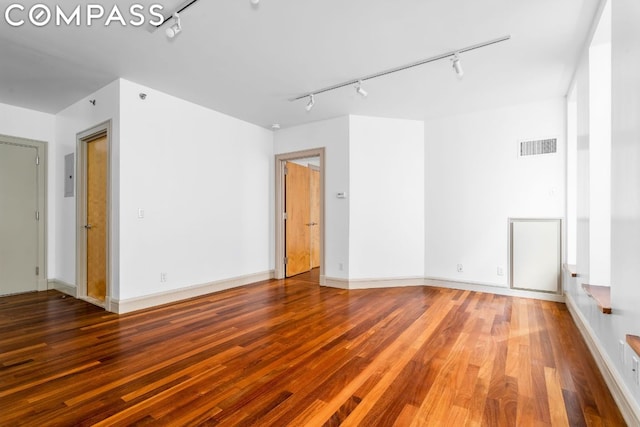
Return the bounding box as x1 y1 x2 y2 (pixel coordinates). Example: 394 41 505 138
581 283 612 314
627 335 640 357
563 263 578 278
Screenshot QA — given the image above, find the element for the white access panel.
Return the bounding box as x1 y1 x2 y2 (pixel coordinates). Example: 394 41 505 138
510 219 561 293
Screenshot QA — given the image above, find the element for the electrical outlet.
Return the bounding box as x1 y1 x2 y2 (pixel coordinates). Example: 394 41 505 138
497 267 504 276
338 263 343 271
457 264 463 273
160 272 167 282
619 340 626 365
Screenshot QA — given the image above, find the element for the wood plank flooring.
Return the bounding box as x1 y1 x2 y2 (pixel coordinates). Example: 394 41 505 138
0 272 626 426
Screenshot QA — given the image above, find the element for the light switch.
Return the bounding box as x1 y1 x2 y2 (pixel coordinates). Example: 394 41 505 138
138 209 144 218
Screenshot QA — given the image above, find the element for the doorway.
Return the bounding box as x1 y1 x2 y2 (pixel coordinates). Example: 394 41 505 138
0 135 47 296
76 122 110 309
275 148 325 280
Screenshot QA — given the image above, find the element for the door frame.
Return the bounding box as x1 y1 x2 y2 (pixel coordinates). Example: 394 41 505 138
76 121 112 310
275 148 325 280
0 134 48 292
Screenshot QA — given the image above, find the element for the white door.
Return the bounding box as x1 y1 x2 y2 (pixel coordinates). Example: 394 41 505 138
0 142 39 295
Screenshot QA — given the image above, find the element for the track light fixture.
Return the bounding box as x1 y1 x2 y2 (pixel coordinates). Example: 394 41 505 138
355 80 368 97
451 53 464 79
290 35 510 109
305 94 315 112
165 13 182 38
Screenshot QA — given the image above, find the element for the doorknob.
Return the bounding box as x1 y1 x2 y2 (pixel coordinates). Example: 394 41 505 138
84 224 93 229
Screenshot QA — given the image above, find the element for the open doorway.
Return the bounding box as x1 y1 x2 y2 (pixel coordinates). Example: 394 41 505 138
275 148 325 280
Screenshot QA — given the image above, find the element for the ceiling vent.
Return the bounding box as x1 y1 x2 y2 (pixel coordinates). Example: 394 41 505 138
519 138 557 157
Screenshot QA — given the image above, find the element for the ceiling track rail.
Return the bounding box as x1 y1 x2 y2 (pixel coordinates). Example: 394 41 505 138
148 0 200 32
289 35 511 102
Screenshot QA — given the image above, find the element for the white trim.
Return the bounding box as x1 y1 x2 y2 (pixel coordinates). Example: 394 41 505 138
425 277 566 303
112 270 274 314
565 293 640 426
347 276 425 289
48 279 77 297
322 276 424 290
322 276 349 289
324 275 566 301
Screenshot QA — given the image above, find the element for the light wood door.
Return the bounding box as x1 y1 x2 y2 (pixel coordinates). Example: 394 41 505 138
309 167 320 269
285 162 310 277
0 143 38 295
86 135 107 302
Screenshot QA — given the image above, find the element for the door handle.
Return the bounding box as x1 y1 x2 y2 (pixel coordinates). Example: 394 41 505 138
84 224 93 229
306 222 318 226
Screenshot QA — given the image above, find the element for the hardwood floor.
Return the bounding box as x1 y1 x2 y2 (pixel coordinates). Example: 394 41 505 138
0 275 625 426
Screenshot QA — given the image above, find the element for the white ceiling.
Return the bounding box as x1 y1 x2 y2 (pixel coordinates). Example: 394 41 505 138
0 0 598 129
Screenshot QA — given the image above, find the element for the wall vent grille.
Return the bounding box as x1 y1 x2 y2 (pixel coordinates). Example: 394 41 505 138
519 138 557 156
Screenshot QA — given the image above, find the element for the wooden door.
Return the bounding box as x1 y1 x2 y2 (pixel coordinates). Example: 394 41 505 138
309 167 320 269
86 135 107 302
285 162 310 277
0 143 38 295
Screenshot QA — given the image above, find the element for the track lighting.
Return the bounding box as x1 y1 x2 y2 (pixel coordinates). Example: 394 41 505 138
451 53 464 79
305 94 315 112
290 35 510 108
355 80 368 97
165 13 182 38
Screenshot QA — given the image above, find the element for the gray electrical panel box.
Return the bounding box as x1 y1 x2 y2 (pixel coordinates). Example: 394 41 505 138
64 153 74 197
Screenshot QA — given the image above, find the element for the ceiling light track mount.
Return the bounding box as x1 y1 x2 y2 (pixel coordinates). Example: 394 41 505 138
290 35 511 106
149 0 200 33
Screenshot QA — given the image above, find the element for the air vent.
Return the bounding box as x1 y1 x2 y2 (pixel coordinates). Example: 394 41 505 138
519 138 557 156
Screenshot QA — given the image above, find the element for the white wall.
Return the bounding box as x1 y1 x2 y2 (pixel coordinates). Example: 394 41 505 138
349 115 424 279
0 102 56 276
54 79 121 293
118 79 273 300
0 102 55 142
566 0 640 417
274 116 350 279
575 52 591 282
611 0 640 389
588 40 612 285
425 99 566 287
566 86 578 265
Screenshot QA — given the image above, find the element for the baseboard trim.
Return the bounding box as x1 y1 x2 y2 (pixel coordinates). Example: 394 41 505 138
347 276 425 289
565 293 640 426
48 279 77 297
322 276 424 290
424 277 565 303
322 275 565 302
322 276 349 289
112 270 274 314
